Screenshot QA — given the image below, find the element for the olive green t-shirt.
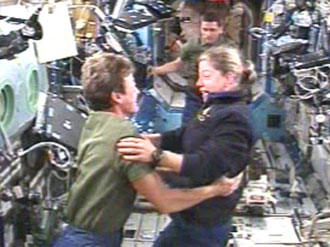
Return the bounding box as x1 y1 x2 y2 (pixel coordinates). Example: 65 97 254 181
65 112 153 233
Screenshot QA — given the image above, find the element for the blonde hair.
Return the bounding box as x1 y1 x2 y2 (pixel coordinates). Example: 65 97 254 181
81 53 134 111
199 46 256 89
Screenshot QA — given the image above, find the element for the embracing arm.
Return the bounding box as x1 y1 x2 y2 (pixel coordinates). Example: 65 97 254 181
157 114 252 178
151 58 183 75
117 127 186 172
117 113 251 183
180 115 252 182
116 136 183 173
131 172 239 214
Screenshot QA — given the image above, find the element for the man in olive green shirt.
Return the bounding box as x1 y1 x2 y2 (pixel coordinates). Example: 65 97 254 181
151 11 233 123
52 52 240 247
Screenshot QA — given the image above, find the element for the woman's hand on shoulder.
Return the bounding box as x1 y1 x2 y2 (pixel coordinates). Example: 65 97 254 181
116 136 156 163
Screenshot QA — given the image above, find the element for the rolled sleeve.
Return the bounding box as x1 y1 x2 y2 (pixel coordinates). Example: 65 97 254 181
124 162 153 182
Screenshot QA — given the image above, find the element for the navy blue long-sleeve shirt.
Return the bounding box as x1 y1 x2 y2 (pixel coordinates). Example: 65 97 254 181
161 91 253 226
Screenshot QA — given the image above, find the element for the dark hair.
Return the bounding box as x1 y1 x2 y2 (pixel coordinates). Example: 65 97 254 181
81 52 134 111
201 11 223 27
199 45 256 88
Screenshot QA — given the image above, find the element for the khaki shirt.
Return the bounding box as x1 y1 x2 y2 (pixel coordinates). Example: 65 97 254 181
66 112 153 233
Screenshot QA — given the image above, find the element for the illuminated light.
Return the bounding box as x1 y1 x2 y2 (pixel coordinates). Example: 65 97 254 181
263 12 274 23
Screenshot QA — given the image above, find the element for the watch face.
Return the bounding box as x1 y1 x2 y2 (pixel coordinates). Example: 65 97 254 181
152 150 160 161
152 149 163 163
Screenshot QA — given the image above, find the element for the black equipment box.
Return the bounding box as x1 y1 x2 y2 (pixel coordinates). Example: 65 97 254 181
36 94 87 151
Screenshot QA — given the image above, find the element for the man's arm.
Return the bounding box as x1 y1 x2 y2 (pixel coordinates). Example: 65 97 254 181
117 137 183 173
131 171 240 214
151 57 183 75
142 134 182 172
117 113 251 182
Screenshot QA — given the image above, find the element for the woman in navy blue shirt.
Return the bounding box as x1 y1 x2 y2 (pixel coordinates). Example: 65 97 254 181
117 45 257 247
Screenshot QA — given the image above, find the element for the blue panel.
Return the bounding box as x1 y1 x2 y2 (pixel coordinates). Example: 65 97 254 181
154 103 182 133
250 93 286 142
135 27 150 47
133 91 158 133
133 90 182 133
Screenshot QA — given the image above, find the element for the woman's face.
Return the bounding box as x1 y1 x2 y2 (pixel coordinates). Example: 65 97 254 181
197 59 229 95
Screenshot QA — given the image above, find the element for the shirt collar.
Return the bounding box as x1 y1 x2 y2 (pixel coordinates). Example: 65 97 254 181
205 91 245 105
200 36 223 47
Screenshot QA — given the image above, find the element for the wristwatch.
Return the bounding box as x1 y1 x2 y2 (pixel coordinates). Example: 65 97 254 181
151 148 164 166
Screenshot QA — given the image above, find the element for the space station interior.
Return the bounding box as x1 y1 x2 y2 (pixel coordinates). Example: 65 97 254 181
0 0 330 246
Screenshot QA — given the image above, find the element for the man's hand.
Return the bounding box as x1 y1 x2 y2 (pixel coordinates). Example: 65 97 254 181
147 66 160 76
211 172 243 197
116 137 156 163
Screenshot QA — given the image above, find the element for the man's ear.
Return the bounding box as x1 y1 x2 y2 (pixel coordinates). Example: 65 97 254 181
111 92 123 104
219 26 224 34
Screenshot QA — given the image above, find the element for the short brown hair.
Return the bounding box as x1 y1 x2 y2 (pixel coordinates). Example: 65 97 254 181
81 53 134 111
201 11 223 27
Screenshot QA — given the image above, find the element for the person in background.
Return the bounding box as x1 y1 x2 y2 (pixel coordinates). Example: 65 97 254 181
51 52 241 247
225 0 254 59
117 45 257 247
150 11 234 124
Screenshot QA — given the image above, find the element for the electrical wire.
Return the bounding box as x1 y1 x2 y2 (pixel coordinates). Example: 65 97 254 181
293 65 330 100
0 122 14 155
49 169 69 181
46 169 69 201
17 141 72 170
